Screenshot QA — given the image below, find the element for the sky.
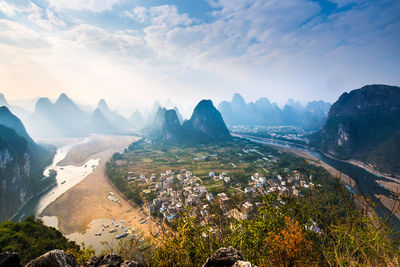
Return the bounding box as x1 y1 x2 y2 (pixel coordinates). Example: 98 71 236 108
0 0 399 115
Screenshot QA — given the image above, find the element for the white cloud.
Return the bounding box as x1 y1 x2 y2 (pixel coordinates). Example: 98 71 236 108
27 4 66 30
48 0 121 13
46 8 66 27
124 6 148 23
0 19 41 43
0 0 36 16
125 5 193 28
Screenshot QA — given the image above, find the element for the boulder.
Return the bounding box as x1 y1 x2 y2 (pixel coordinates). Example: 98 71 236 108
121 260 143 267
25 250 76 267
232 260 256 267
202 246 244 267
0 251 22 267
85 254 123 267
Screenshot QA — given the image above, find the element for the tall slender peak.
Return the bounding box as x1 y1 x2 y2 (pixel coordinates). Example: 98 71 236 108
232 93 246 105
97 98 109 112
0 93 8 106
55 93 74 105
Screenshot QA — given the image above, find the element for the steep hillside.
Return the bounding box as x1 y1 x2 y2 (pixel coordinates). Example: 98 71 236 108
183 99 231 143
367 131 400 176
311 84 400 174
0 108 55 221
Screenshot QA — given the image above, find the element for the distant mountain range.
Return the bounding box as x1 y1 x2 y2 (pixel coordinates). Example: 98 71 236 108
0 93 189 139
0 93 137 138
218 93 331 130
0 107 55 221
145 99 231 144
311 84 400 176
1 92 332 138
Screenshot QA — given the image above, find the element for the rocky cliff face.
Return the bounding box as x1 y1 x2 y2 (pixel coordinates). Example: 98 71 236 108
0 108 55 221
311 84 400 174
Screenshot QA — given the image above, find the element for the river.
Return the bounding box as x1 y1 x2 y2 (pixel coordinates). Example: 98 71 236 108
238 134 400 231
12 139 100 223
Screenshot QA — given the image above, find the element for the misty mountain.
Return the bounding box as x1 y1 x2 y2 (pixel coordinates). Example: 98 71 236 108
218 93 330 131
10 93 136 138
97 99 130 131
146 100 231 144
145 107 182 142
53 93 90 136
0 107 55 221
0 94 7 106
310 84 400 175
145 100 162 126
174 107 184 124
0 106 34 144
129 110 146 130
0 93 31 125
89 108 116 134
28 94 91 137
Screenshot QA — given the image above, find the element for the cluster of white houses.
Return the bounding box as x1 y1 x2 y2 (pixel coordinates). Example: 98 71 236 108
126 167 319 223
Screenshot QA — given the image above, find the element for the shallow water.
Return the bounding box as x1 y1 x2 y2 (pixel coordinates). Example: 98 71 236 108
13 139 99 221
67 218 136 252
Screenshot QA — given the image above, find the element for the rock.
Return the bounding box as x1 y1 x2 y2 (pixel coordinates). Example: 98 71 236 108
202 246 244 267
25 249 76 267
0 251 22 267
66 254 77 267
232 260 256 267
121 260 143 267
85 254 123 267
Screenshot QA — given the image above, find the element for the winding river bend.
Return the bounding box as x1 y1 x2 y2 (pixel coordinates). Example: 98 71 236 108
12 139 99 222
238 134 400 231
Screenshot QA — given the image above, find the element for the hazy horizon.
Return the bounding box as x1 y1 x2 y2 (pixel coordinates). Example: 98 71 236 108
2 88 337 119
0 0 399 112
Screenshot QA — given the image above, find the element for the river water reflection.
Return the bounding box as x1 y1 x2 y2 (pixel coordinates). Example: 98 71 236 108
13 139 99 221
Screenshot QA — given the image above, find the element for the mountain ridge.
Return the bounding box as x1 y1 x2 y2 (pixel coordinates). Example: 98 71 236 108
310 84 400 175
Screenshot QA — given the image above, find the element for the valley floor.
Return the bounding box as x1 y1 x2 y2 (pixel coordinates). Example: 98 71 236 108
39 135 161 250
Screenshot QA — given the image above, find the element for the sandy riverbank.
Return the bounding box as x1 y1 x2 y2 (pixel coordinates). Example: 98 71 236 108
276 146 400 220
41 135 160 239
323 156 400 196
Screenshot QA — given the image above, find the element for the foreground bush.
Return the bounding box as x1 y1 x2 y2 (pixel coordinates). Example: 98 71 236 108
0 216 80 264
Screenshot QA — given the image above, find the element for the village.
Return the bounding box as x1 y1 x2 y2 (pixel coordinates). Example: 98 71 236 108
125 165 320 224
